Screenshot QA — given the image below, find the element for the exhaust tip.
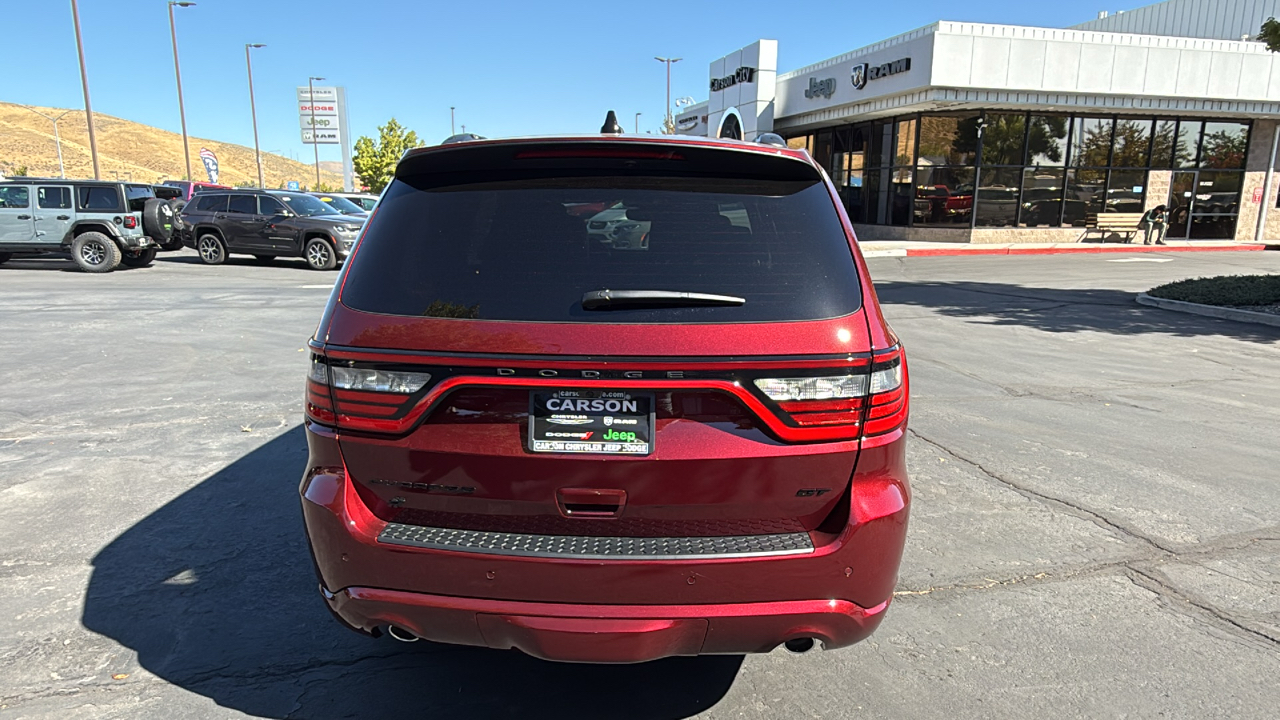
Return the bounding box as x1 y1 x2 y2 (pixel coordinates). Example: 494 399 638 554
386 625 420 643
784 637 816 654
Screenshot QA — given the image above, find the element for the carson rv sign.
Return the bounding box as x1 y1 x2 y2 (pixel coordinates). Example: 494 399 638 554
711 66 757 92
851 57 912 90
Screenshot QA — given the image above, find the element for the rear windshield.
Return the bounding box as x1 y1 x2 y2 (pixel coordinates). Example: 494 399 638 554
125 184 155 212
341 174 862 323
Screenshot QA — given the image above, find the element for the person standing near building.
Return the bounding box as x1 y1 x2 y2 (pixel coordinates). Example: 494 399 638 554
1139 205 1168 245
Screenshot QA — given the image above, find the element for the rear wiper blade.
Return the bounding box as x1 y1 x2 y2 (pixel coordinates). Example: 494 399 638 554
582 289 746 310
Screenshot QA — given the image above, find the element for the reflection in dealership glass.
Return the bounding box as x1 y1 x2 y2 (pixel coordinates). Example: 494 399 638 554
585 203 651 250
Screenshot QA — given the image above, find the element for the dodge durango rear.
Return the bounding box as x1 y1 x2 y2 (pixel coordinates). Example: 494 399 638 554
299 132 910 664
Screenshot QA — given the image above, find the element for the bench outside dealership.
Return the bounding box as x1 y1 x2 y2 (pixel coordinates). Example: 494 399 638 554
674 0 1280 243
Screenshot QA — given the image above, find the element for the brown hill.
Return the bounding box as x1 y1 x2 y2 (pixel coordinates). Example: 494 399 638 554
0 102 345 189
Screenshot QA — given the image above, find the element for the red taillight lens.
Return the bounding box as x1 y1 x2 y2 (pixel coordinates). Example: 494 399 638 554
862 349 908 437
304 354 430 431
753 347 908 440
123 216 138 229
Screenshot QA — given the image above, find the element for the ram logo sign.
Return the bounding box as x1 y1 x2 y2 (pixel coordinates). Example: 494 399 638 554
852 57 912 90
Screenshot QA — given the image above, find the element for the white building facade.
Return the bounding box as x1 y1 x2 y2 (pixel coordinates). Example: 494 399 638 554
674 0 1280 242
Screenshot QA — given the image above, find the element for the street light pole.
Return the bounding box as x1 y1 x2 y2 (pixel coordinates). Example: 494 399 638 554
245 44 266 188
634 112 641 133
308 76 325 189
168 2 196 181
654 57 682 132
70 0 100 179
451 106 456 136
19 106 74 178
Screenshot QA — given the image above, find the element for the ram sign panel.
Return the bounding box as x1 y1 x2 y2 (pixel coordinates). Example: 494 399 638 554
301 129 340 144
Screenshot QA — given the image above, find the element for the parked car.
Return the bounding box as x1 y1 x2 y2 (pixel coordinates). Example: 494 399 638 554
325 192 378 212
0 178 164 272
310 192 369 217
299 131 911 663
179 189 363 270
161 179 231 201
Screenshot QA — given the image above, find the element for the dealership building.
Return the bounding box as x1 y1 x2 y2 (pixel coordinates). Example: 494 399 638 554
674 0 1280 242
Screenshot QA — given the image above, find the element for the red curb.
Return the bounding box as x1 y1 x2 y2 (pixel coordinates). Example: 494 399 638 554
904 244 1266 257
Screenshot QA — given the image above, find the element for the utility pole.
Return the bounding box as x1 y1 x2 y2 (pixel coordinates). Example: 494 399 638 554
308 76 325 188
70 0 100 179
450 106 456 136
168 2 197 181
654 56 682 133
19 106 74 178
245 44 266 187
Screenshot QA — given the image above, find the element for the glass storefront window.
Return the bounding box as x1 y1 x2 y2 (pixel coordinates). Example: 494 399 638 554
1020 169 1066 227
786 135 811 151
1028 116 1069 166
1111 119 1152 167
981 114 1027 166
918 115 980 165
914 166 975 226
1199 122 1249 169
975 167 1022 226
863 169 882 225
1175 120 1201 167
1065 168 1107 225
813 130 834 175
896 119 917 166
890 168 913 226
1070 117 1114 167
840 171 867 223
1193 171 1243 215
1105 169 1146 213
1150 120 1177 168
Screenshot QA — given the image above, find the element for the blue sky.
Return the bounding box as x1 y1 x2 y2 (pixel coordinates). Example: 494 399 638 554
6 0 1137 163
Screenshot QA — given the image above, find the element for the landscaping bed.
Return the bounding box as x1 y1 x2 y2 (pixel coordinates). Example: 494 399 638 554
1147 275 1280 315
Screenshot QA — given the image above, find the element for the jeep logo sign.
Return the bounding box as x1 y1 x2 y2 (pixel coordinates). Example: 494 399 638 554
851 57 911 90
805 77 837 99
711 66 757 92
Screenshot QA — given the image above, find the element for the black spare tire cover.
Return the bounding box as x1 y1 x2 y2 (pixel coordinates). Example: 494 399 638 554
142 198 175 242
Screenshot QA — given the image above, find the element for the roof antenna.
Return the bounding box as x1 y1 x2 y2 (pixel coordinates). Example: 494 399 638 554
601 110 624 134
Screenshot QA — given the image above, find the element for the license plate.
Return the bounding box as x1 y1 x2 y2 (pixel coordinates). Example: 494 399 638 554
529 390 654 455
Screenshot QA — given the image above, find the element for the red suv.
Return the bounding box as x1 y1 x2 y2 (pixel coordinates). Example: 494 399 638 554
300 133 910 663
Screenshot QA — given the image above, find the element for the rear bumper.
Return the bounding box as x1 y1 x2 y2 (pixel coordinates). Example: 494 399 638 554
301 422 910 662
328 585 888 663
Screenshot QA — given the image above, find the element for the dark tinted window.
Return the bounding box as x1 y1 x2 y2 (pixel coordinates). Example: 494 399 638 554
258 196 286 215
125 184 154 212
0 186 30 208
194 194 227 212
38 187 72 209
78 186 122 211
227 194 258 214
343 175 861 323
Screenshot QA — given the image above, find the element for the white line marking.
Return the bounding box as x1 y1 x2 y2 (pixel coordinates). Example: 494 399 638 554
298 284 335 288
1106 258 1173 263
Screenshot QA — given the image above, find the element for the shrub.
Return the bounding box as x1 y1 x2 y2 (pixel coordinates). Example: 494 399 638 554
1148 275 1280 306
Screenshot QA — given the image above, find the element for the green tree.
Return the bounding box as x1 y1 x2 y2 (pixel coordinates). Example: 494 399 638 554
234 179 257 188
13 165 28 176
1260 17 1280 52
314 181 338 193
352 118 423 193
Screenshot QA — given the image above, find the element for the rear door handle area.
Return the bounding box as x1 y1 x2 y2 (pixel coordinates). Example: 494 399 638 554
57 215 70 220
557 488 627 518
16 214 31 220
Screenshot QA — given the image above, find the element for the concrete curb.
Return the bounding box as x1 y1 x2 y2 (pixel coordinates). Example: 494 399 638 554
901 244 1266 257
1136 293 1280 328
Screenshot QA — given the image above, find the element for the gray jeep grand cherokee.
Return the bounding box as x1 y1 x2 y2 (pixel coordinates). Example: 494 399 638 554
0 179 173 273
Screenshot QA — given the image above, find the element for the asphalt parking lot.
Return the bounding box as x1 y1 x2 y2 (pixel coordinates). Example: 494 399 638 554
1 248 1278 719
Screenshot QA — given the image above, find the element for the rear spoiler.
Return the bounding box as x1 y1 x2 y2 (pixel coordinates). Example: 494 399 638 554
394 138 821 187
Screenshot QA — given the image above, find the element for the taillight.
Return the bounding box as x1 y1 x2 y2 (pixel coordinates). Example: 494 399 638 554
753 346 908 440
863 349 908 437
123 216 138 229
304 354 430 430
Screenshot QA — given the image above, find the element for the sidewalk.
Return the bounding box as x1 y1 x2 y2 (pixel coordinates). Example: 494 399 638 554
857 239 1274 258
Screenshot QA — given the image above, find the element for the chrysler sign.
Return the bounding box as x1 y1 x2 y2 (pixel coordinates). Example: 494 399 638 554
851 57 912 90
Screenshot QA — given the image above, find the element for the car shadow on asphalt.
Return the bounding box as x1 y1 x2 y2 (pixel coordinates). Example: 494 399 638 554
874 280 1280 343
82 426 741 719
0 257 150 273
156 254 313 270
